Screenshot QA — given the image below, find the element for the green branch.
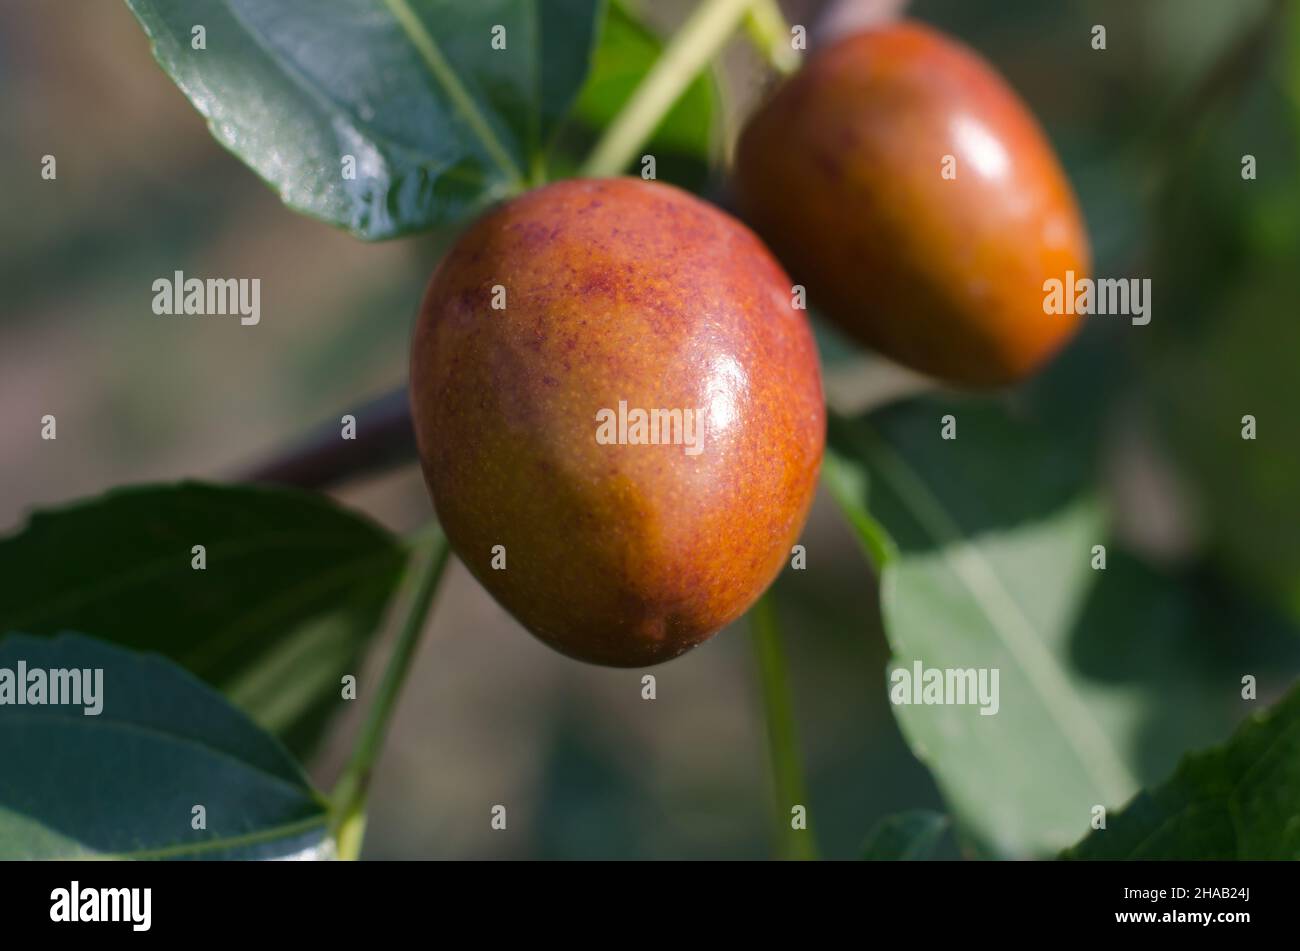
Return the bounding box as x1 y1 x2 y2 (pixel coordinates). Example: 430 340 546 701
580 0 760 177
331 521 451 860
750 591 817 860
743 0 799 76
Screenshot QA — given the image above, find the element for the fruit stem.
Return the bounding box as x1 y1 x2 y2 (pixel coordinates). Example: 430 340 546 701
743 0 799 76
579 0 760 178
330 521 451 860
750 591 818 860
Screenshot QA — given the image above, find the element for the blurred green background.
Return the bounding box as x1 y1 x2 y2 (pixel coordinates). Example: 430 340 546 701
1 0 1297 858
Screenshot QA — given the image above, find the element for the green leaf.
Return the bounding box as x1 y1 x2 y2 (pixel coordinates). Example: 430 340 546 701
561 0 718 188
124 0 604 239
824 401 1300 857
0 482 407 757
826 403 1137 856
861 810 948 860
1063 683 1300 860
0 633 329 859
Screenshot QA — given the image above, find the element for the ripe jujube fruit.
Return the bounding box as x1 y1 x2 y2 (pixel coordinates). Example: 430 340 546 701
410 178 824 667
734 20 1091 387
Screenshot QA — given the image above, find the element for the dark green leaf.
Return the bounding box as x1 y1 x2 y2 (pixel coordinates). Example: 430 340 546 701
124 0 604 238
0 482 407 757
0 633 329 859
861 810 948 860
1063 683 1300 859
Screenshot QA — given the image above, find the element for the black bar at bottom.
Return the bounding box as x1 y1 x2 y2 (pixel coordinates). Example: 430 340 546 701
0 859 1281 938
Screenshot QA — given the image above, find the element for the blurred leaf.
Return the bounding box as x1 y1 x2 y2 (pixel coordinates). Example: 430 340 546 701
561 0 718 188
1066 548 1300 784
0 482 407 757
861 810 948 860
124 0 603 239
1138 4 1300 618
823 398 1300 857
1150 264 1300 619
1063 682 1300 859
0 633 329 859
531 706 649 860
1293 0 1300 123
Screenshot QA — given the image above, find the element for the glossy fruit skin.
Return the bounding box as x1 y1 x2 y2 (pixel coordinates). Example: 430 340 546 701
410 178 824 667
734 20 1091 387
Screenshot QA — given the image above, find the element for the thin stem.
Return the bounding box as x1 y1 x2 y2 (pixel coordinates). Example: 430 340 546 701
750 591 817 860
743 0 799 76
528 149 548 188
330 522 452 860
580 0 760 178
